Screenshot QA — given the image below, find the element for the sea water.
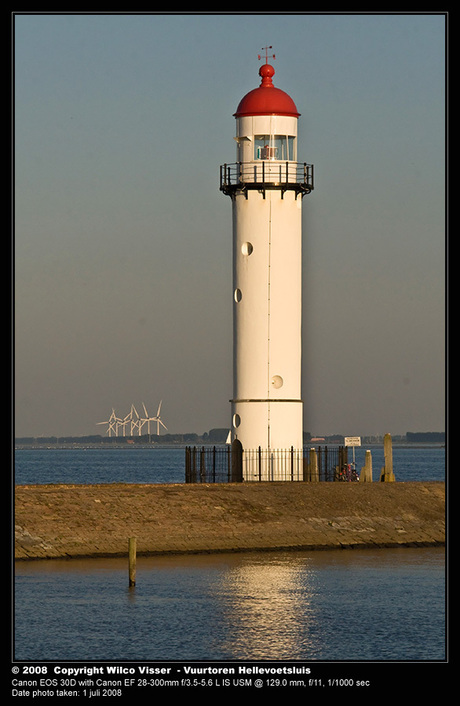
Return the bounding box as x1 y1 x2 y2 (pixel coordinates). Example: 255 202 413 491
14 547 445 662
14 444 445 485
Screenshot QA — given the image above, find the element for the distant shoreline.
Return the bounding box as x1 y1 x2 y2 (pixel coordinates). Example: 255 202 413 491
14 430 446 450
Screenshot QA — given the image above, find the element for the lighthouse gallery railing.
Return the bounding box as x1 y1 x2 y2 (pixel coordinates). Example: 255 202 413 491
220 161 314 198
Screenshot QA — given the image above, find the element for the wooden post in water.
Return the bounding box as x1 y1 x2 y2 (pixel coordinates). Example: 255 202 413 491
128 537 137 587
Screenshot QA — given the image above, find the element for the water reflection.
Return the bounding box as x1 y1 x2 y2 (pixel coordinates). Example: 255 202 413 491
15 548 445 662
214 556 320 660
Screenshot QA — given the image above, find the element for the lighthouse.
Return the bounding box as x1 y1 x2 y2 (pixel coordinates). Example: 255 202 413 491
220 51 314 481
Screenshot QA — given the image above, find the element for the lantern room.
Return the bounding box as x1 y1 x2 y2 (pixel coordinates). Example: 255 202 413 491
234 63 299 165
220 62 313 198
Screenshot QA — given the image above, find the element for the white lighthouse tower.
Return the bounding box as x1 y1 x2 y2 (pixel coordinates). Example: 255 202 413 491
220 51 314 481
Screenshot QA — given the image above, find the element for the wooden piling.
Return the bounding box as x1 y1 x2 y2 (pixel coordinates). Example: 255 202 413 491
380 433 396 482
128 537 136 587
306 448 319 482
360 449 373 482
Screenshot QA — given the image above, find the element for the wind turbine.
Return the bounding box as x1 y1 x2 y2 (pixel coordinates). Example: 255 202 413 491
152 400 168 436
96 408 118 437
141 403 154 436
120 410 132 436
114 412 124 437
138 414 147 436
129 405 142 436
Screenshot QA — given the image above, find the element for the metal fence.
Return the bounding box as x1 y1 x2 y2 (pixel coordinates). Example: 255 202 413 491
316 445 351 482
185 445 234 484
185 444 353 483
242 447 304 482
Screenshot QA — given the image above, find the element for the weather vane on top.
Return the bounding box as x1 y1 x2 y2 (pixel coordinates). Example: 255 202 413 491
258 46 276 63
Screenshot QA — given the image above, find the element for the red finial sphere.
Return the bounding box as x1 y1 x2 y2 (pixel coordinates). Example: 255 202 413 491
259 63 275 82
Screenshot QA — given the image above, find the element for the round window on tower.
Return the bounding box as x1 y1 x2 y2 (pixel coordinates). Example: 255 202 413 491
232 414 241 428
234 288 242 303
241 242 253 256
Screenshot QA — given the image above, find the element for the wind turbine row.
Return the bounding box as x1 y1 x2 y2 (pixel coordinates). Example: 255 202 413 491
96 402 167 438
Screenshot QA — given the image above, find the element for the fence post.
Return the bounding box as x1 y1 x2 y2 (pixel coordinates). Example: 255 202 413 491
227 444 231 481
192 446 197 482
200 446 206 481
231 439 243 482
185 446 190 483
338 446 349 477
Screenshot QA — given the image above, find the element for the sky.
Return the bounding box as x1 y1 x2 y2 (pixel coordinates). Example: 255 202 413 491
13 12 446 439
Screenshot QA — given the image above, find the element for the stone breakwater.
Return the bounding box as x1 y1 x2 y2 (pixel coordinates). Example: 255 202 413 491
15 481 445 561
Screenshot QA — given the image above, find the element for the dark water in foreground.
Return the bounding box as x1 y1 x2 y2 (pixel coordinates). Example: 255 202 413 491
15 547 445 662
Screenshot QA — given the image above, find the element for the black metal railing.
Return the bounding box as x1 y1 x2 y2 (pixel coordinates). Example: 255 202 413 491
185 445 234 484
243 446 304 482
185 444 352 483
315 445 351 482
220 161 314 198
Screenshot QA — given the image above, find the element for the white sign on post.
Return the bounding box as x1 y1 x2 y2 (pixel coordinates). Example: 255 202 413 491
344 437 361 466
344 437 361 447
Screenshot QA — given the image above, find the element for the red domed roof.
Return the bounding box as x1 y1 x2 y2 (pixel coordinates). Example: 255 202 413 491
234 64 300 118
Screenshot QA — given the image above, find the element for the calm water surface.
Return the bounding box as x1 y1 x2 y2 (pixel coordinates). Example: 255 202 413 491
15 547 445 662
14 445 445 485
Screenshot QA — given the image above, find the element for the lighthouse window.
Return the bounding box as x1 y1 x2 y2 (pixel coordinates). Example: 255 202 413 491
271 375 284 389
254 135 294 161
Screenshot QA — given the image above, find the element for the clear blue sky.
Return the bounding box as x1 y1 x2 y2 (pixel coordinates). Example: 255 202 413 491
14 12 446 438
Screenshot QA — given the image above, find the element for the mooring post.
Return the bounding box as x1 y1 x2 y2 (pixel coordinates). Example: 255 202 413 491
309 447 319 482
380 433 396 482
360 449 373 482
128 537 137 587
